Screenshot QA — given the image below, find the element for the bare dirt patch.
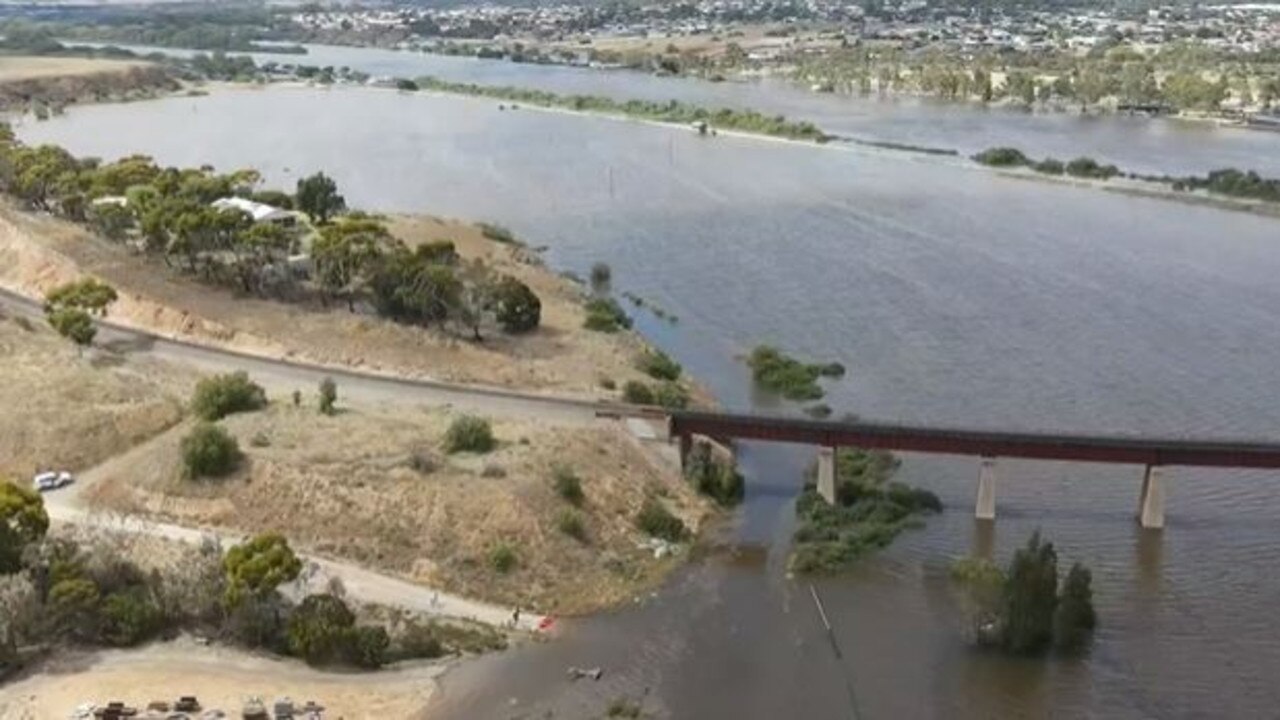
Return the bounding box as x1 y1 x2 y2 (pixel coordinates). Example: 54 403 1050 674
0 310 191 482
0 58 176 112
0 203 662 398
84 402 710 615
0 57 145 82
0 637 443 720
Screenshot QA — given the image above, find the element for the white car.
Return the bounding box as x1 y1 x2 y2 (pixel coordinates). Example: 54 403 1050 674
32 471 74 492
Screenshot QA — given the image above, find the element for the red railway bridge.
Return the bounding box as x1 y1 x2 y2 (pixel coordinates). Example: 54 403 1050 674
665 410 1280 529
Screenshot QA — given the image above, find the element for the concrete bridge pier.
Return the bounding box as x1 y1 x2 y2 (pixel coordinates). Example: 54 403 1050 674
974 457 997 521
1138 465 1166 530
817 446 837 504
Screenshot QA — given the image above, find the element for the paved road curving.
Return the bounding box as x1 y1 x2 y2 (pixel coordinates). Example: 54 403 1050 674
0 286 626 425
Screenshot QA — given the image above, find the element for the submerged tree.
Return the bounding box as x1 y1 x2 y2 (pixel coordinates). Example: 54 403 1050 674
1053 563 1097 652
1000 531 1059 655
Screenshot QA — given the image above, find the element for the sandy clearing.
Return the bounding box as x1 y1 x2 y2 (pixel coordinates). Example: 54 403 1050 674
0 637 445 720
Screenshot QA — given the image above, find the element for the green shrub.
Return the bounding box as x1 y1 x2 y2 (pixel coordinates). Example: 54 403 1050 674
287 593 355 666
790 447 941 574
636 349 681 380
478 222 518 244
347 625 390 669
1033 158 1065 175
488 544 517 573
972 147 1030 167
622 380 655 405
684 442 745 506
493 276 541 333
557 509 587 542
1053 562 1096 652
885 482 943 513
590 262 612 286
819 362 846 378
599 377 617 390
636 498 687 542
653 381 690 409
99 586 162 647
445 415 495 454
318 377 337 415
395 78 419 91
553 465 584 506
583 298 632 333
1001 531 1059 655
426 619 507 654
746 345 836 401
394 620 445 660
805 403 832 419
1065 157 1120 180
191 371 266 421
606 697 643 718
181 422 241 479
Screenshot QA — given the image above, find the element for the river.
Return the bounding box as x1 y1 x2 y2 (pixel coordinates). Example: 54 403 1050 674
18 48 1280 718
74 39 1280 177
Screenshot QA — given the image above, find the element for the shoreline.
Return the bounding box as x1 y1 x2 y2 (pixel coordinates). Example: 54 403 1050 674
205 79 1280 220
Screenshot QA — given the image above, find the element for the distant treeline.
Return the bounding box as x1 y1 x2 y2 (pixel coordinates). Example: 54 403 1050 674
973 146 1280 203
0 13 305 55
410 75 831 143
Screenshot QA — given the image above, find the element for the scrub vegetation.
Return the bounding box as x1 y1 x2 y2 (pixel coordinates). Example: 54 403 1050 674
974 145 1280 203
746 344 845 401
415 75 830 142
950 531 1097 656
790 448 941 574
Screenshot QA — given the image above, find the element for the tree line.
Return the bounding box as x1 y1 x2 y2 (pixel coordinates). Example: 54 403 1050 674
973 144 1280 203
794 43 1280 114
411 76 831 143
0 483 500 674
0 127 542 345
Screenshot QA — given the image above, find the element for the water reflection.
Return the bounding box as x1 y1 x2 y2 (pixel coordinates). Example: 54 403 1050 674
970 519 996 560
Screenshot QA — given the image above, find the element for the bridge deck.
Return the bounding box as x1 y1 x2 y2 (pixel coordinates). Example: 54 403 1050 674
668 411 1280 469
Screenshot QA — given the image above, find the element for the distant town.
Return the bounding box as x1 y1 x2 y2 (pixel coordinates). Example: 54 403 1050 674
288 1 1280 119
291 1 1280 56
1 1 1278 119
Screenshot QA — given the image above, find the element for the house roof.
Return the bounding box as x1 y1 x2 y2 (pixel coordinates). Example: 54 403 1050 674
211 197 292 223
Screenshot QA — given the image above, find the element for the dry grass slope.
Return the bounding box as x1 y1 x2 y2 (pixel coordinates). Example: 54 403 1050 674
86 403 709 614
0 310 190 481
0 203 664 398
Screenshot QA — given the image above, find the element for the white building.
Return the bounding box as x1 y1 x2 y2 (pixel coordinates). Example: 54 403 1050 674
211 197 296 227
